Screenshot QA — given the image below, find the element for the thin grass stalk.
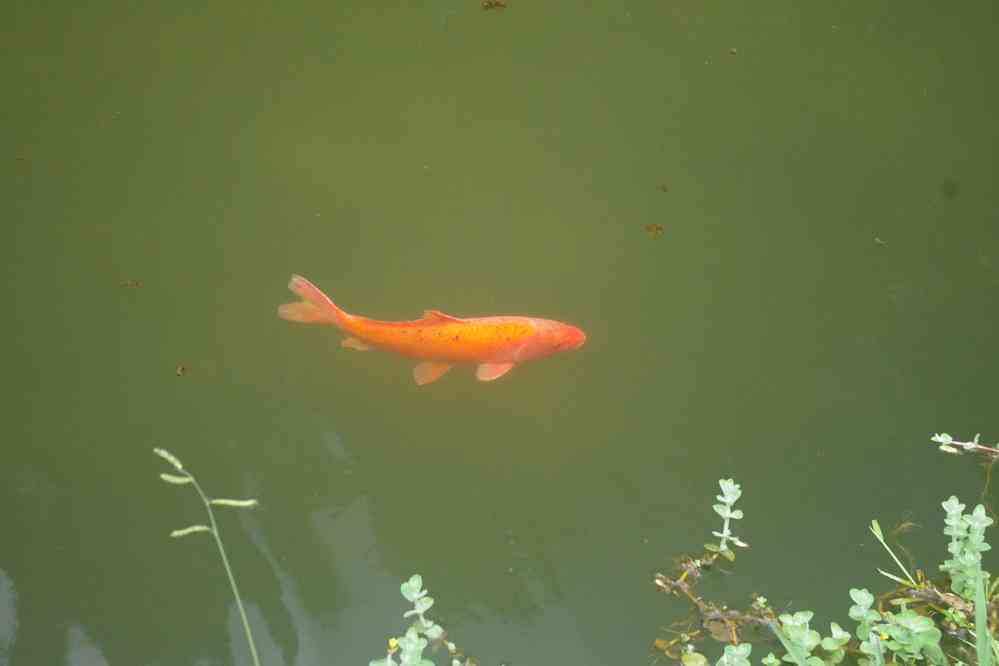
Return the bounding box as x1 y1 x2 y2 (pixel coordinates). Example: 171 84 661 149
155 448 261 666
187 473 261 666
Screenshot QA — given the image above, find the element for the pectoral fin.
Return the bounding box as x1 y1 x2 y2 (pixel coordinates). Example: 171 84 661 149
476 362 515 382
414 361 453 385
341 337 371 351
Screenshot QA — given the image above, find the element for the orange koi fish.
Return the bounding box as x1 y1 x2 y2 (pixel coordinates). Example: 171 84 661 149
278 275 586 385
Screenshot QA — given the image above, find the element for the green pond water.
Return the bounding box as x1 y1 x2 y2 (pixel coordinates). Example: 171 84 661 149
3 1 998 664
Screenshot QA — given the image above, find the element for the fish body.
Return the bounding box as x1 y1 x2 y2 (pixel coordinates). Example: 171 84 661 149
278 275 586 384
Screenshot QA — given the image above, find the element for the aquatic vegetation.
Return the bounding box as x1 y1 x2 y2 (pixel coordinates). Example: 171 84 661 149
653 436 999 666
706 478 748 559
370 574 478 666
153 448 261 666
932 432 999 459
152 449 480 666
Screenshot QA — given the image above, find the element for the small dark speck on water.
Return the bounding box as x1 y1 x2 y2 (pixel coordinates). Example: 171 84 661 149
941 178 960 200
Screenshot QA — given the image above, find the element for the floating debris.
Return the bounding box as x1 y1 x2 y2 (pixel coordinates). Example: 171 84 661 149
941 177 960 200
120 279 143 288
482 0 507 9
645 223 665 238
175 364 188 377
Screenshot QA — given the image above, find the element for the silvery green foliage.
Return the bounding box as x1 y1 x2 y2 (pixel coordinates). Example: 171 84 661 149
875 610 945 665
940 496 994 600
767 589 946 666
818 623 851 665
931 432 961 454
706 479 748 559
777 611 822 666
371 575 457 666
717 643 752 666
848 589 880 642
849 588 945 666
931 432 987 455
401 575 445 644
771 611 840 666
683 478 992 666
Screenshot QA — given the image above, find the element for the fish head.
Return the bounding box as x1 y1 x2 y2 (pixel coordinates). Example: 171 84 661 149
557 322 588 351
518 318 587 360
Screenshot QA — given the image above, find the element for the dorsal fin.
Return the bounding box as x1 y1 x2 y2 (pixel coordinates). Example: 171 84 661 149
422 309 463 323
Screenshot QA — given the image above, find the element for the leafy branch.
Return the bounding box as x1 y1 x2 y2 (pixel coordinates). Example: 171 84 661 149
652 437 999 666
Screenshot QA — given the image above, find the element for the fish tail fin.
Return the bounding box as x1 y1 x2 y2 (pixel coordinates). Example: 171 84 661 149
278 275 350 328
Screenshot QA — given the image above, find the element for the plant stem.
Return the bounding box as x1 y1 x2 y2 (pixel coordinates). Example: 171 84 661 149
870 520 917 586
188 472 261 666
975 570 993 666
767 621 806 666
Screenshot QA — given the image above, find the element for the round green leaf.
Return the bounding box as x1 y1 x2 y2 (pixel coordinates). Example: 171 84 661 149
681 652 708 666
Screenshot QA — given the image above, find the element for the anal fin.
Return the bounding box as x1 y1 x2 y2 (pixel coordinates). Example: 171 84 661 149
414 361 452 385
341 337 371 351
476 362 515 382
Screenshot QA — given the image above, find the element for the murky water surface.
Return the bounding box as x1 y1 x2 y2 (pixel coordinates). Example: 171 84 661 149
3 1 997 664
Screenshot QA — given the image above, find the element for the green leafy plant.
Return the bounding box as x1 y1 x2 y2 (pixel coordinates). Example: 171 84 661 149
847 589 880 643
154 448 261 666
718 643 753 666
652 436 999 666
705 479 749 562
940 496 993 601
769 610 823 666
931 433 999 458
371 575 477 666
